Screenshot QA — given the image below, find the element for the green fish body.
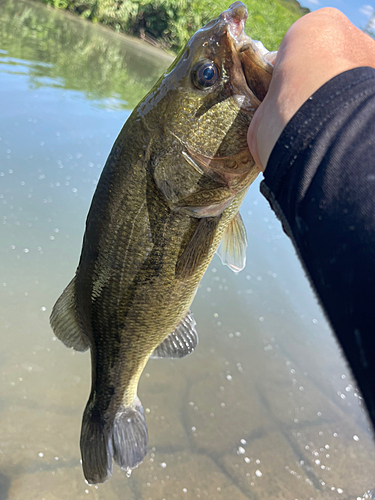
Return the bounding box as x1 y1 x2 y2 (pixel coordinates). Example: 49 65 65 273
50 1 273 484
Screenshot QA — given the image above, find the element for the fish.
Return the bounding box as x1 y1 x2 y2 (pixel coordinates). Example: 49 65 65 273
50 1 273 485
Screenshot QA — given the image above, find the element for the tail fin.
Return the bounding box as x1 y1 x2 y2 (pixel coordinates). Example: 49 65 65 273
80 404 113 484
80 398 148 484
112 398 148 472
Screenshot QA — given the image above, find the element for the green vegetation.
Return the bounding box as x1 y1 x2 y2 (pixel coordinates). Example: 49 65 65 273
0 0 308 111
0 0 170 109
364 22 375 39
38 0 308 53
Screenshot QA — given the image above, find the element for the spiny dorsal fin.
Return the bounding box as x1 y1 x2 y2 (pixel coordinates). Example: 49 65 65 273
216 212 247 273
50 276 90 352
151 310 198 359
176 217 219 279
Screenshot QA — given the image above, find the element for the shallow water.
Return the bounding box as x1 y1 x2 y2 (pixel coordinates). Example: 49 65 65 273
0 1 375 499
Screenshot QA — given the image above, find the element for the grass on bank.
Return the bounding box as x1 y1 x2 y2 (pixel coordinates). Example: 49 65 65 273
38 0 308 53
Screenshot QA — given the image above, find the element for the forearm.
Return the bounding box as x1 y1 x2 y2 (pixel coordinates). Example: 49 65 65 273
260 66 375 427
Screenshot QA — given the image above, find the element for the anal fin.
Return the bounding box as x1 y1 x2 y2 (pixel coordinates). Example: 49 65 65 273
50 276 89 352
151 310 198 359
216 212 247 273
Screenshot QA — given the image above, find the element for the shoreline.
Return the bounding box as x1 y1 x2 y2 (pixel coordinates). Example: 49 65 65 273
32 0 308 54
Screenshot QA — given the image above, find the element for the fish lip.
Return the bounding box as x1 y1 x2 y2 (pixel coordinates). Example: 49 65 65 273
220 3 259 91
221 1 248 41
221 2 273 97
221 4 273 67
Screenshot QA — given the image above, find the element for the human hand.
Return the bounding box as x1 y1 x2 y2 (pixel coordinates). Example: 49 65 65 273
247 8 375 171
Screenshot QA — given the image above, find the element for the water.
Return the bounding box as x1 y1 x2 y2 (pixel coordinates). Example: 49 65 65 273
1 1 375 499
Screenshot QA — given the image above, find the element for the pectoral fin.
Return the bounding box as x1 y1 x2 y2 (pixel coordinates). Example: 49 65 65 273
50 276 90 352
176 216 220 279
216 212 247 273
151 310 198 359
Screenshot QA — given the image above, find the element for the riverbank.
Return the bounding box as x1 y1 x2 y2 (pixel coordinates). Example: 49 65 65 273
37 0 308 53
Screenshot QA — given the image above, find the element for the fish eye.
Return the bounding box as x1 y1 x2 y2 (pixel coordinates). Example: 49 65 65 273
192 60 219 90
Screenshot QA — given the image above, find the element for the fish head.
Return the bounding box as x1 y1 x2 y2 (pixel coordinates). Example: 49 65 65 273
137 2 273 217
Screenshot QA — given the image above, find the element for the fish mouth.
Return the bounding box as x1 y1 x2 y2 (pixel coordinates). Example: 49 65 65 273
221 2 273 102
221 1 249 42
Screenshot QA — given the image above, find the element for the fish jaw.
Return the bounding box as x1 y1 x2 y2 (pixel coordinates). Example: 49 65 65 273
209 1 273 110
222 3 273 103
221 2 274 73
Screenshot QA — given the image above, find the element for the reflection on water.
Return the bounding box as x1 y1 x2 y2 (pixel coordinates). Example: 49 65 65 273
0 0 171 110
0 1 375 499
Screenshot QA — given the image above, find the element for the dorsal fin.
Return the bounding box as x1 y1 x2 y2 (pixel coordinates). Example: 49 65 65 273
151 310 198 359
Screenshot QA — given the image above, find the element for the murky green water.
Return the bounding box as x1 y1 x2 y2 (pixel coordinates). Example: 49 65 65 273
0 1 374 499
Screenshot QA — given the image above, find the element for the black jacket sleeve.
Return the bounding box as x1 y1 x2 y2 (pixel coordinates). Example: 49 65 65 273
260 67 375 429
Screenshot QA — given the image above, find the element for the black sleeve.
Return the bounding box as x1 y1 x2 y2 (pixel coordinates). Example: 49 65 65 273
260 66 375 429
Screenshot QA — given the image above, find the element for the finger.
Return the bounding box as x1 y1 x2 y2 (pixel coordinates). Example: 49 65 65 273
264 51 277 65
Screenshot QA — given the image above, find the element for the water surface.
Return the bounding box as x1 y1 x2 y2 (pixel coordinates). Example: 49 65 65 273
0 1 375 499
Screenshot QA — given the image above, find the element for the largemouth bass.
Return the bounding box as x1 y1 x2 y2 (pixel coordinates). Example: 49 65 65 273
50 1 273 484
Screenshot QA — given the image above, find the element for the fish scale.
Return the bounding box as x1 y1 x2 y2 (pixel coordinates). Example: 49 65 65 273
50 1 273 484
